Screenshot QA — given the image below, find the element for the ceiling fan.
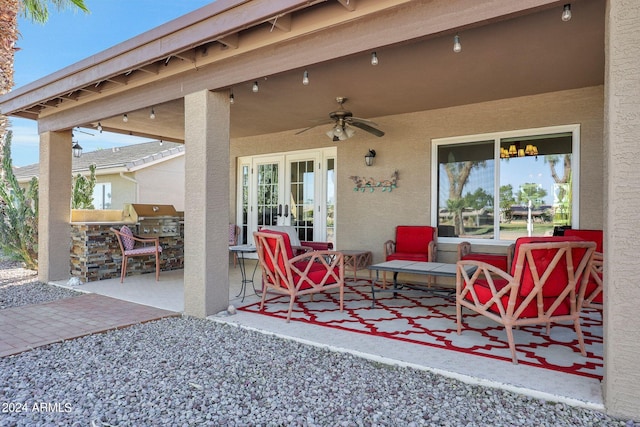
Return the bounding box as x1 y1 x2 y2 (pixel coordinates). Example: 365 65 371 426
296 97 385 141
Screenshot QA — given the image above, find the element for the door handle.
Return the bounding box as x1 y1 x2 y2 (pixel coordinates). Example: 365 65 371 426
277 204 283 217
284 204 289 218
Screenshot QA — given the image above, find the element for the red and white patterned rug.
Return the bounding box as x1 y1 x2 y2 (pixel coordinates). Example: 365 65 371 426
238 280 603 379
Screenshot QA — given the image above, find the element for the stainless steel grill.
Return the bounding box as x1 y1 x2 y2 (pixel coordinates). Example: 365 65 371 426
125 204 182 238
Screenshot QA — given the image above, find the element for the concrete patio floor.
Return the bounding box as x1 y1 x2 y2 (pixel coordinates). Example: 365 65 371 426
51 260 605 412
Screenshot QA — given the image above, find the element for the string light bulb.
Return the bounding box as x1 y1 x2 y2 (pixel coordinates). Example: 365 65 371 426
453 35 462 53
371 52 378 66
123 114 128 123
562 4 572 22
229 92 235 104
302 70 309 85
97 122 103 133
252 81 259 93
149 108 155 119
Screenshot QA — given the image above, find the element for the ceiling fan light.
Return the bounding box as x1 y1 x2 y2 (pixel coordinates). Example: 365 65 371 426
344 125 356 139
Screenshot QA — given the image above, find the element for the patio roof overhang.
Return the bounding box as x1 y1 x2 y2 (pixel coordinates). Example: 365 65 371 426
0 0 604 142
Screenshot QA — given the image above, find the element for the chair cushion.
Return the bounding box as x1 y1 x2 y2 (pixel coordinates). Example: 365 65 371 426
292 261 340 290
564 229 603 253
125 246 162 256
466 278 571 318
387 252 429 262
261 226 302 247
120 225 135 251
511 236 589 298
461 253 508 271
394 226 435 255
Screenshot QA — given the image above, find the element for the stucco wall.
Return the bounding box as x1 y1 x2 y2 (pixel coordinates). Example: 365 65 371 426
603 0 640 419
96 174 136 210
135 156 186 211
230 86 604 265
96 156 185 211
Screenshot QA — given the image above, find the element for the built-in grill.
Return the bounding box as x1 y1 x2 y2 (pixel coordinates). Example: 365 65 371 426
125 203 182 238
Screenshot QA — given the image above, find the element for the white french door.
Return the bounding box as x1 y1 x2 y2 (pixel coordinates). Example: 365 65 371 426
237 148 336 246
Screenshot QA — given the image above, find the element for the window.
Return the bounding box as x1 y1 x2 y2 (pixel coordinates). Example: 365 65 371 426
92 183 111 209
432 125 579 242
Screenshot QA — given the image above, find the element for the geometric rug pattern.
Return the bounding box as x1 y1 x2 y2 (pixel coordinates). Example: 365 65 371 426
238 280 603 379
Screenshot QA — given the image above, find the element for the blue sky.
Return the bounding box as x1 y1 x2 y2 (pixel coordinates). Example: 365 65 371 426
9 0 214 166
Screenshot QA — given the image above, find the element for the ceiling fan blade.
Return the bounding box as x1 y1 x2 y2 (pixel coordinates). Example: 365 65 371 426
295 119 332 135
349 116 379 127
295 126 315 135
348 119 385 137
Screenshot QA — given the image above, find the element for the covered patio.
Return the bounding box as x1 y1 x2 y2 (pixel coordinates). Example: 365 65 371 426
1 0 639 419
52 265 605 410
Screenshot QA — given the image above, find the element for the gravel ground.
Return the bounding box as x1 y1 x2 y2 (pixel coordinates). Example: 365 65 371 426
0 261 637 427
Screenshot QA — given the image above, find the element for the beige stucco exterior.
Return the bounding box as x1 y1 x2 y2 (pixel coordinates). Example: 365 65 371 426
96 155 186 211
1 0 639 418
602 0 640 418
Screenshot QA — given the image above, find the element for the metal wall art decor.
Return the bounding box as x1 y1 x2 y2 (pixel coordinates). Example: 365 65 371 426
349 170 399 192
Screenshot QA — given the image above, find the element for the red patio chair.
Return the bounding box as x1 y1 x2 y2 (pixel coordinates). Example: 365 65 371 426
111 225 163 283
457 241 515 272
456 236 596 364
383 225 437 287
253 230 345 322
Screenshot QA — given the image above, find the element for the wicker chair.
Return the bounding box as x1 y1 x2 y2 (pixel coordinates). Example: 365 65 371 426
253 230 344 322
456 236 596 364
111 225 162 283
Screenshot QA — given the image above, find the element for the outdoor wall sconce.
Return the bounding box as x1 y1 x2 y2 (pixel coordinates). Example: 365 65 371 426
72 141 83 158
365 149 376 166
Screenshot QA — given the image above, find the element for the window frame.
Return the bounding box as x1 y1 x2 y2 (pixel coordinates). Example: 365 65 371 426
431 124 581 245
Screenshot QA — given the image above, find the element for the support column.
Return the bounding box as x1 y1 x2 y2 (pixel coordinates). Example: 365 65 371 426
38 130 72 283
183 90 230 318
603 0 640 420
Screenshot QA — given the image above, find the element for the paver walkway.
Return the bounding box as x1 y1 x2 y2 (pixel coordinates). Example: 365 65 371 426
0 293 179 357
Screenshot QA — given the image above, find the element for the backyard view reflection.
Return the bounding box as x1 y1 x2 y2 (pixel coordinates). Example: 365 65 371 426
437 131 573 241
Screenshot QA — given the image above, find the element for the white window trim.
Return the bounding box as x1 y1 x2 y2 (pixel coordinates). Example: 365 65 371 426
431 124 581 245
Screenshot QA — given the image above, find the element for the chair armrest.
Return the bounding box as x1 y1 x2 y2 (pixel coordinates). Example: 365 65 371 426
130 233 161 246
429 240 437 262
301 241 334 251
457 241 472 260
384 240 396 258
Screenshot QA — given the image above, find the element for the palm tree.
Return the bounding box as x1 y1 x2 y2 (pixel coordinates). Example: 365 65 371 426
0 0 88 146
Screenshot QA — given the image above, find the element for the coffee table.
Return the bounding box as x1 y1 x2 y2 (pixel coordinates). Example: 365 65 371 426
367 260 476 307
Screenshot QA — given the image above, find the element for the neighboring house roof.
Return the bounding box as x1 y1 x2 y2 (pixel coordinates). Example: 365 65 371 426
13 141 184 182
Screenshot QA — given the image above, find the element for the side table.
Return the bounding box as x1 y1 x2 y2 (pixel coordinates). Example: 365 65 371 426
340 250 373 282
229 244 258 302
